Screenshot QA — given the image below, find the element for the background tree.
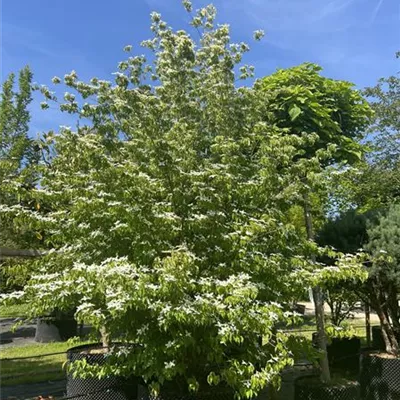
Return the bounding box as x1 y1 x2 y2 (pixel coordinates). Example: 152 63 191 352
320 57 400 354
364 52 400 167
318 205 400 355
363 204 400 354
317 210 377 327
332 53 400 212
0 66 38 192
0 66 42 292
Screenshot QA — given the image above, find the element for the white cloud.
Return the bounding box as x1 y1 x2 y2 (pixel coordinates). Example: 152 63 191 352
370 0 385 23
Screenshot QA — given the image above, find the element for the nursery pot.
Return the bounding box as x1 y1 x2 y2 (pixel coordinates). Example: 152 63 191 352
312 333 361 373
327 337 361 373
66 343 138 400
294 304 306 315
145 378 273 400
279 363 319 400
371 326 400 351
360 352 400 400
147 385 236 400
35 316 77 343
294 376 360 400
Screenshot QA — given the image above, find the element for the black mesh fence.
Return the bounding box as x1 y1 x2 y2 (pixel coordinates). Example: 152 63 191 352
360 353 400 400
294 378 360 400
4 326 398 400
65 343 138 400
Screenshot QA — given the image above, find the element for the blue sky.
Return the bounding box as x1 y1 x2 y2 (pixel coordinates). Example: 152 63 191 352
1 0 399 136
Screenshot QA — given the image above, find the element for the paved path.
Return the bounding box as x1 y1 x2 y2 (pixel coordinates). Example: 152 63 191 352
300 301 380 323
0 318 37 347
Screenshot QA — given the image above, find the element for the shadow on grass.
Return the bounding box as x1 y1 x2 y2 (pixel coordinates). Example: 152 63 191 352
1 352 67 386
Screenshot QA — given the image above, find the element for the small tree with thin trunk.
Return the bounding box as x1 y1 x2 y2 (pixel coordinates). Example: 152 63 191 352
317 210 374 327
255 64 372 382
363 205 400 355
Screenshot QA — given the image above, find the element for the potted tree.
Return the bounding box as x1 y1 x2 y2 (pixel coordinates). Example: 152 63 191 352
0 4 325 399
319 269 362 375
321 324 360 375
0 3 370 400
255 61 372 399
358 204 400 400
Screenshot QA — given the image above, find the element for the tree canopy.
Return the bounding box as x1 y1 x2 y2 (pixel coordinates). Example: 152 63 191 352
0 66 41 291
0 3 368 397
255 63 371 164
332 54 400 212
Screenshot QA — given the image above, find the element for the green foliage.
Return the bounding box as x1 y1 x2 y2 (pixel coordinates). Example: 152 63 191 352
255 62 372 246
0 66 42 293
365 204 400 287
255 63 372 165
362 204 400 354
317 209 377 254
325 324 357 341
324 283 360 327
0 66 38 188
332 55 400 213
317 210 376 327
0 3 368 396
256 67 372 381
363 54 400 167
317 205 400 354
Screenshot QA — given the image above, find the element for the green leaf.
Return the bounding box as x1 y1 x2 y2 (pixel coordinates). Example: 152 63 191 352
288 104 302 121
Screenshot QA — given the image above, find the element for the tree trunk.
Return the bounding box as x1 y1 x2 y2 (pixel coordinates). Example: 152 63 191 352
312 286 331 382
100 326 110 349
303 192 331 383
365 303 371 348
388 284 400 339
371 288 399 355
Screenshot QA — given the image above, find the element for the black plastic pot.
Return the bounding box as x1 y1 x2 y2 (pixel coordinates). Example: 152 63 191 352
294 376 360 400
279 363 319 400
312 333 361 373
371 326 400 351
66 343 138 400
35 317 77 342
360 352 400 400
148 386 235 400
295 304 306 315
328 337 361 373
145 379 272 400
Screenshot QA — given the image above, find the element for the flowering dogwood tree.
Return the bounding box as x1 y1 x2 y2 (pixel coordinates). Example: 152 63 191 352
0 2 366 398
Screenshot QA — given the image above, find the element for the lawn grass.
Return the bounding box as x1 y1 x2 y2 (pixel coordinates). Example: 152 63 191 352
285 317 378 343
1 342 81 386
0 303 30 318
